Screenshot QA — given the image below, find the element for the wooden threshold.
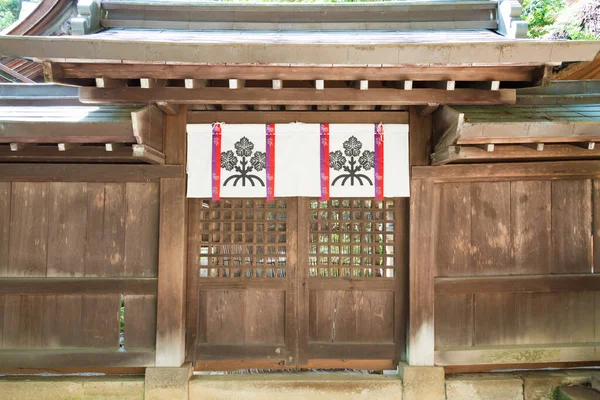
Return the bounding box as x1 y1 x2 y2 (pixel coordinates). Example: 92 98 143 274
194 359 396 371
0 277 158 295
195 344 290 360
432 144 600 165
188 111 409 124
412 160 600 183
0 164 184 182
79 87 516 106
51 63 541 82
308 278 395 291
435 344 600 366
0 348 156 368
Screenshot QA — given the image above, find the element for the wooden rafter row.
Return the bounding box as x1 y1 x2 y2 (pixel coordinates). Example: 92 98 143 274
431 143 600 165
187 111 409 124
47 63 542 82
79 87 516 106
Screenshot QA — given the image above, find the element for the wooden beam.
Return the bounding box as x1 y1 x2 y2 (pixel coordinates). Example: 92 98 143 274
132 144 165 165
0 349 156 368
435 344 599 366
0 164 183 182
79 87 516 106
55 63 541 82
431 144 600 165
435 274 600 295
156 102 180 116
0 63 35 83
409 106 432 167
0 144 144 163
0 120 136 144
156 106 187 367
131 105 164 152
412 160 600 183
0 278 157 295
307 343 395 360
417 103 439 117
187 111 409 124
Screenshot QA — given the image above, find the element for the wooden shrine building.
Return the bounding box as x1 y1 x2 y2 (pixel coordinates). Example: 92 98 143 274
2 1 600 399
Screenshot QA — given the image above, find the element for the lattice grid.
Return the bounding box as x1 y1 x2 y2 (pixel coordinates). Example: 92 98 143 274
191 199 288 279
308 199 395 278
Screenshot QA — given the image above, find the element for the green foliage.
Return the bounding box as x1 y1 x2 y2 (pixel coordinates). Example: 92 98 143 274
522 0 566 38
0 0 21 30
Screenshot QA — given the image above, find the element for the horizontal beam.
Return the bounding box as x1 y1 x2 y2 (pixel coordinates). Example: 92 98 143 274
0 349 156 368
188 111 409 124
195 344 289 360
435 344 600 366
308 278 395 291
0 277 157 295
431 144 600 165
435 274 600 295
0 121 135 143
191 278 286 290
53 63 540 82
412 160 600 183
79 87 516 106
0 163 184 182
0 144 155 164
308 343 395 360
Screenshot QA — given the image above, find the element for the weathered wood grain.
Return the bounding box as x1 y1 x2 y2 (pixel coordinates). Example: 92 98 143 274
0 164 183 182
409 106 432 167
552 180 592 274
436 183 471 276
473 293 516 346
0 183 10 277
511 181 552 275
434 294 473 348
124 294 157 348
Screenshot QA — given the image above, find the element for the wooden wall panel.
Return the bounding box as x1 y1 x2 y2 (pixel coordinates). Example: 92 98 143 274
436 183 471 277
434 294 473 348
81 294 120 348
473 293 516 346
514 293 557 345
2 295 43 349
47 183 87 277
511 181 552 275
0 183 10 276
124 183 160 278
552 180 592 274
470 182 511 276
41 295 83 348
202 289 285 345
101 184 126 278
309 290 394 343
8 183 49 277
125 294 157 348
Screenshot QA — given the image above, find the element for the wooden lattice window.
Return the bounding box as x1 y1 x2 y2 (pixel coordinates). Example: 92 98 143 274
308 199 395 278
192 199 288 279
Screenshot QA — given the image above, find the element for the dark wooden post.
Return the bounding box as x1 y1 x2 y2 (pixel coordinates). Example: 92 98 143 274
156 106 188 366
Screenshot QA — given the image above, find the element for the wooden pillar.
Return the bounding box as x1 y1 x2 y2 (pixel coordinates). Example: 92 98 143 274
407 106 436 366
156 106 188 367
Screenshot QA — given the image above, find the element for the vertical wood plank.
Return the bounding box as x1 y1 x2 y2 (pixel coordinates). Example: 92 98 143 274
8 183 49 277
102 183 126 278
514 293 556 345
2 295 43 349
81 294 120 348
124 182 160 277
553 292 595 344
0 296 4 348
47 183 88 277
0 183 10 276
594 181 600 273
511 181 552 275
85 183 105 276
436 183 471 277
185 200 201 361
474 293 516 346
409 106 432 167
124 294 157 348
470 182 511 276
408 179 437 365
552 180 593 274
41 295 83 348
434 294 473 348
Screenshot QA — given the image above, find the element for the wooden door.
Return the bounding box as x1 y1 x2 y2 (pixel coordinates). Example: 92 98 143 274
186 197 407 370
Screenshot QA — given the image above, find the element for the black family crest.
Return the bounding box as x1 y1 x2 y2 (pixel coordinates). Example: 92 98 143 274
330 136 374 186
221 137 266 187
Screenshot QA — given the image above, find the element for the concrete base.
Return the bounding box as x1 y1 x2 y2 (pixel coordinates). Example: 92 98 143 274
398 363 445 400
0 376 144 400
446 373 523 400
189 373 403 400
522 371 598 400
145 363 193 400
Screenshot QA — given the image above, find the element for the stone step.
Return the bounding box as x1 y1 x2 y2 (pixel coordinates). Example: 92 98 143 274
558 386 600 400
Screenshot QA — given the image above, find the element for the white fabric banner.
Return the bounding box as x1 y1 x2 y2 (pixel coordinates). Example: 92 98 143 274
187 123 409 199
